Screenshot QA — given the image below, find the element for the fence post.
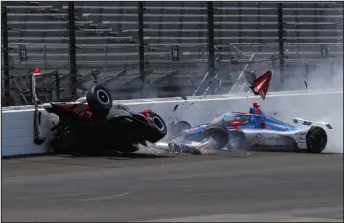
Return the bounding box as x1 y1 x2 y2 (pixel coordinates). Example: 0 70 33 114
305 64 308 77
104 46 108 72
29 71 33 104
2 6 10 102
43 44 47 69
68 1 77 100
277 3 285 86
55 70 60 101
207 1 215 79
138 1 145 85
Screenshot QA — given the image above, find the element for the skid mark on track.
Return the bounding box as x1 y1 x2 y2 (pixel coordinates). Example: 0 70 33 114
76 192 131 202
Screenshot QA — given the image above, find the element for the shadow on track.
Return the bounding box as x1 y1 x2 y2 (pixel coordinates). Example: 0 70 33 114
2 150 173 160
247 147 341 155
69 150 173 160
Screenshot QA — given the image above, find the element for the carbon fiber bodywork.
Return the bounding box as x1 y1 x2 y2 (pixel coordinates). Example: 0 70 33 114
167 112 330 154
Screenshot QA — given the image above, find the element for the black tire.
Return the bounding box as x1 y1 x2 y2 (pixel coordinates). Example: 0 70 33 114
86 85 113 118
152 112 167 135
202 126 229 150
169 121 192 139
306 126 328 153
131 112 166 143
148 112 167 143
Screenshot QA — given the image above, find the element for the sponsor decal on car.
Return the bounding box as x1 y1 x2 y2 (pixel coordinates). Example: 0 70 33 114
253 133 279 141
253 133 262 140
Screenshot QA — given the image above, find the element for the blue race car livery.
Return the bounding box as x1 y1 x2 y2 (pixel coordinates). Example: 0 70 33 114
168 112 332 154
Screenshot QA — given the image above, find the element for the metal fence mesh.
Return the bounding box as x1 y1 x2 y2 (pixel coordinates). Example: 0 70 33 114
2 1 343 106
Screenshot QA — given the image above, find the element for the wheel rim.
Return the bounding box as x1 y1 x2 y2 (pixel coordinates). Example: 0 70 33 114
153 116 165 132
97 89 110 105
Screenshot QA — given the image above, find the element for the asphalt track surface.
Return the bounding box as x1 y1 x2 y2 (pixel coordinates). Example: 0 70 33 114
2 149 343 222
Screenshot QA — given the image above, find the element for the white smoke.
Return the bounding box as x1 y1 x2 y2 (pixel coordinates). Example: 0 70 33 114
266 61 343 153
153 60 343 154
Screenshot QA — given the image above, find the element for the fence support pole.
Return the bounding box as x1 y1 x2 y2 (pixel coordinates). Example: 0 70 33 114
55 70 60 101
305 64 309 78
29 71 33 104
68 1 77 100
207 1 215 79
2 6 10 101
138 1 145 85
277 3 285 86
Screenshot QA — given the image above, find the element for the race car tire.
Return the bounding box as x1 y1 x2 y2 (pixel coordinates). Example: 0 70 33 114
147 112 167 143
86 85 113 118
169 121 192 139
203 126 229 150
306 126 327 153
152 112 167 134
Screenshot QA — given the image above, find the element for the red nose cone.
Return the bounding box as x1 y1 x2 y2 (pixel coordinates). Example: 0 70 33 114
32 68 41 76
141 109 152 117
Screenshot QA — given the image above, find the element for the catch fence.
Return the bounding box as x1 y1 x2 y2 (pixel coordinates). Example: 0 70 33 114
1 1 343 106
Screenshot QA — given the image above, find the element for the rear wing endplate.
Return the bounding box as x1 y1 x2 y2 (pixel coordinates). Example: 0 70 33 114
293 118 333 129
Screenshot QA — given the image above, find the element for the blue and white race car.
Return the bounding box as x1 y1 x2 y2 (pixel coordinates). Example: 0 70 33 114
167 112 332 154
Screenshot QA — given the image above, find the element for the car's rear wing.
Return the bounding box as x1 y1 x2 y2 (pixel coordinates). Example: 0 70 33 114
245 70 272 100
293 118 333 129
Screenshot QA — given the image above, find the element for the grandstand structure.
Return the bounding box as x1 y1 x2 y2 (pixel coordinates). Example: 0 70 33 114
1 1 343 105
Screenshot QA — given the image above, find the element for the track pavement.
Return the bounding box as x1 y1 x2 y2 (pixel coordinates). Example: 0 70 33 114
2 149 343 222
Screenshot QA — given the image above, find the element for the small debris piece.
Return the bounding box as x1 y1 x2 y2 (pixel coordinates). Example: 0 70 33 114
181 95 187 101
173 104 179 111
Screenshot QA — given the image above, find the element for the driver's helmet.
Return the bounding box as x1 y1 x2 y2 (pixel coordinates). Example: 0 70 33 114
253 101 260 108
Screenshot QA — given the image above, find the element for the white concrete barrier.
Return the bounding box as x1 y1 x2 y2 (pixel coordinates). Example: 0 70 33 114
2 110 58 156
2 89 343 156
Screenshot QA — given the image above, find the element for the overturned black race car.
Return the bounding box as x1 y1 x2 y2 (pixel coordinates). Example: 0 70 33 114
32 76 167 155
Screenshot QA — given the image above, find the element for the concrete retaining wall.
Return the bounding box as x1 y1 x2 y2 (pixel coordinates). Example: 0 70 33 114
2 89 343 156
